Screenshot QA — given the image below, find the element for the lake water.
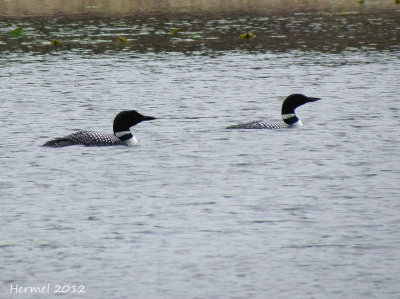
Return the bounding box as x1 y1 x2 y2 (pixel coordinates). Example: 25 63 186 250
1 3 400 298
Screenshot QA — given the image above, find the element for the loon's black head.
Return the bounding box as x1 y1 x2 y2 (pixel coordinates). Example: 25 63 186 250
281 94 321 125
113 110 156 140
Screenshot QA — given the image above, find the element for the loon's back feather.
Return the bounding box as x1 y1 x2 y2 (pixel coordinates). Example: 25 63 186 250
42 138 80 147
227 121 288 130
43 131 125 147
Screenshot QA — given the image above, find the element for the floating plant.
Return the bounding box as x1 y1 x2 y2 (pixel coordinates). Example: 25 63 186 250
11 27 24 37
170 28 181 35
239 33 256 39
51 40 62 47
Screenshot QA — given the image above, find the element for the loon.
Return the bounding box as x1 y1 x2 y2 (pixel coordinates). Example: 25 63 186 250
227 94 321 129
43 110 155 147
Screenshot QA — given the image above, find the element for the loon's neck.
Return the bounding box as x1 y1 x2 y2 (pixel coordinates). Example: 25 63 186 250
115 130 138 145
282 113 302 126
115 130 133 141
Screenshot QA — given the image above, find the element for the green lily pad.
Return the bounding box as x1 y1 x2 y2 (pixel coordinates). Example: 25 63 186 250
191 33 202 39
11 27 25 37
170 28 181 35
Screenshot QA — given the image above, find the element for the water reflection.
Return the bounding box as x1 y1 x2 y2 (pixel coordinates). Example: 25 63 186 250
0 1 399 54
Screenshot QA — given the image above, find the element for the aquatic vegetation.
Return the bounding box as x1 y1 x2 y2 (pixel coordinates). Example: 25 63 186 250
10 27 24 37
239 33 256 39
51 40 62 46
170 28 181 35
0 12 398 54
190 32 202 39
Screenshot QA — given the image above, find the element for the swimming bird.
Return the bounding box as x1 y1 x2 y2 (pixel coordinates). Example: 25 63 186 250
226 94 321 129
43 110 155 147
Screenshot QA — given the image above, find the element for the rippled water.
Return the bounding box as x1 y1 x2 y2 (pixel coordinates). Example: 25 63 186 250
1 6 400 299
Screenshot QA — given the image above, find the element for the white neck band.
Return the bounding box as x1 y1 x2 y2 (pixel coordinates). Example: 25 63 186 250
115 131 131 138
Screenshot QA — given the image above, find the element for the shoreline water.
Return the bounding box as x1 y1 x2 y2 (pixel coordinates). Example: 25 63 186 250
0 0 399 18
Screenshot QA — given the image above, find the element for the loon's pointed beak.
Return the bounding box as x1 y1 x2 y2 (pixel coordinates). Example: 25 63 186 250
141 115 156 121
307 97 321 102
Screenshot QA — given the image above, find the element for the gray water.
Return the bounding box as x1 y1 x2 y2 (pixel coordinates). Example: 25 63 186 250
1 11 400 299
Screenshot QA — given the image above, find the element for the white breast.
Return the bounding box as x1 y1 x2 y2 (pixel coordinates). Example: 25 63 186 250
126 136 138 146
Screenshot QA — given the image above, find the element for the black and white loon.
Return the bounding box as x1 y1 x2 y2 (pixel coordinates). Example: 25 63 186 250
43 110 155 147
227 94 321 129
